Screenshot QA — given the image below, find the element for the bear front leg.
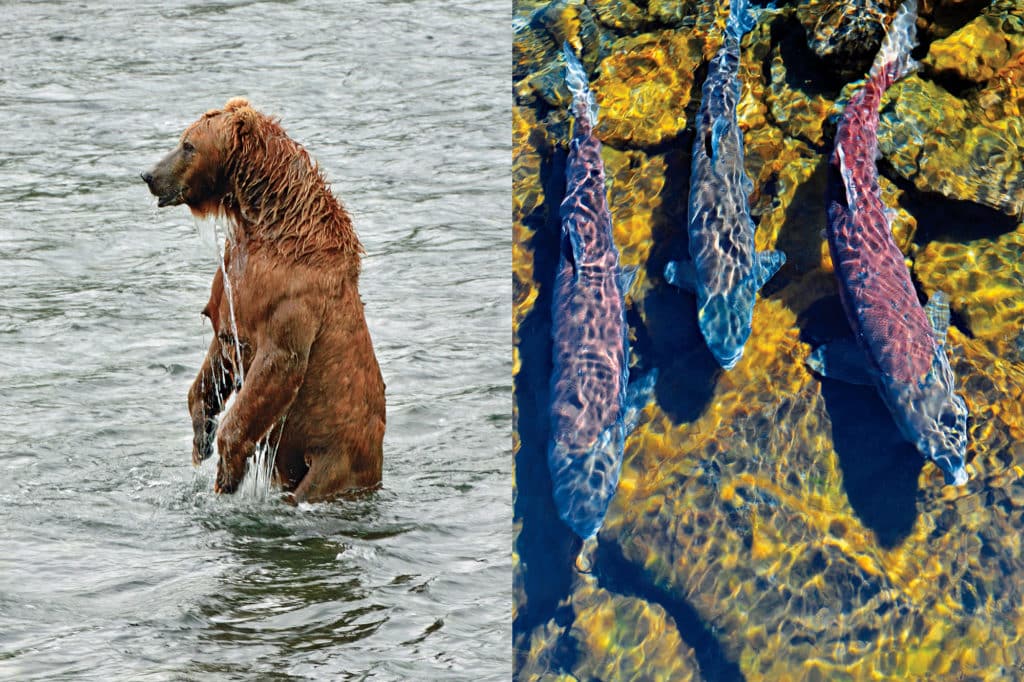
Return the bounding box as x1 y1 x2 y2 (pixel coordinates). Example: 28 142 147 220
214 301 314 494
188 335 235 465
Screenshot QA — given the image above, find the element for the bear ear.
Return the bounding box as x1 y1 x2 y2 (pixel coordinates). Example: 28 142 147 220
226 99 260 137
224 97 251 112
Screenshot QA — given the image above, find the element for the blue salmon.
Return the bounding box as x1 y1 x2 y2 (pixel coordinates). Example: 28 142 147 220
809 0 969 485
548 45 653 550
664 0 785 369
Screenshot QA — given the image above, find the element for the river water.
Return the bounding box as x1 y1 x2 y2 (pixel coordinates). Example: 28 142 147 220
0 2 510 679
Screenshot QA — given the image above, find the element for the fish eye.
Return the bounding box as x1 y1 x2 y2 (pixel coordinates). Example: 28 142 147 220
939 410 957 428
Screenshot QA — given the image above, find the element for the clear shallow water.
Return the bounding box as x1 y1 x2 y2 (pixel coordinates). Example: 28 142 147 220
0 2 510 679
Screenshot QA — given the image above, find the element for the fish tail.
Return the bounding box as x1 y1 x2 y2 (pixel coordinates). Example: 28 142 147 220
868 0 919 86
725 0 757 39
563 42 598 128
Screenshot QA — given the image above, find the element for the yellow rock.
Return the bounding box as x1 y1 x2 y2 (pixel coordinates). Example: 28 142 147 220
592 30 703 148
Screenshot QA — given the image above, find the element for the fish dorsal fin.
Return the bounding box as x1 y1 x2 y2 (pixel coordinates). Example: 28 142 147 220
618 265 637 297
561 220 580 277
664 259 696 292
622 369 658 435
924 290 951 346
753 250 786 291
709 116 730 163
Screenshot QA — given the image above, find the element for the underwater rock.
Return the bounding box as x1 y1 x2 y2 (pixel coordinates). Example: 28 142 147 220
591 30 703 148
923 0 1024 84
878 75 1024 220
977 49 1024 122
577 0 707 32
648 0 698 27
918 0 995 39
588 0 649 32
603 146 667 300
516 617 572 680
796 0 890 79
569 583 700 681
915 223 1024 361
517 583 701 680
514 0 610 108
766 38 837 147
512 105 538 644
754 152 830 275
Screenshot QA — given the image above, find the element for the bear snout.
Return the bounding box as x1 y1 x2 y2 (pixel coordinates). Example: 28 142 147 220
141 167 183 207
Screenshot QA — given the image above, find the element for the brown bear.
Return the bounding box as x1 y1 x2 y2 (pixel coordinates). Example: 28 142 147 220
141 97 385 503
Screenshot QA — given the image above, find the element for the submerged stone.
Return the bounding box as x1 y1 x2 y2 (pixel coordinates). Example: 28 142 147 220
796 0 889 79
591 30 703 148
915 223 1024 361
878 75 1024 220
569 583 700 681
923 0 1024 84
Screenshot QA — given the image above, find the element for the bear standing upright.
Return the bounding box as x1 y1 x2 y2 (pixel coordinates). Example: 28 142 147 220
142 97 386 503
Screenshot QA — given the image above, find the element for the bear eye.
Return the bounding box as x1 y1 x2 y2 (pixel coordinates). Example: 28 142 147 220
182 141 195 154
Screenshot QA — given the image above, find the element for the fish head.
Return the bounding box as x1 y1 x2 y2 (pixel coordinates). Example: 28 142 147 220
547 424 624 541
909 351 969 486
698 289 754 370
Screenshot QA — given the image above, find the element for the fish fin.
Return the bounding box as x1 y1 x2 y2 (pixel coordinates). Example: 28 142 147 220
807 339 875 385
623 369 658 435
924 290 951 346
560 222 579 278
575 536 598 573
664 259 696 292
618 265 638 297
753 250 786 291
709 116 730 163
741 168 754 195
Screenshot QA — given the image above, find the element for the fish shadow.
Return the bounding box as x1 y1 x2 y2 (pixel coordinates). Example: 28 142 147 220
594 540 746 682
513 148 580 662
634 145 720 425
799 296 922 549
632 283 720 424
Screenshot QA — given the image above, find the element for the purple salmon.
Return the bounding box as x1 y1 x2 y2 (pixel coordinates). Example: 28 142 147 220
548 45 653 551
811 0 969 485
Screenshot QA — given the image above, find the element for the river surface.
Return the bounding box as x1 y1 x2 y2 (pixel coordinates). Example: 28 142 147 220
0 2 510 679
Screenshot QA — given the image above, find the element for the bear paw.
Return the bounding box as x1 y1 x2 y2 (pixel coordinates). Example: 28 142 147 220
214 457 243 494
192 417 217 466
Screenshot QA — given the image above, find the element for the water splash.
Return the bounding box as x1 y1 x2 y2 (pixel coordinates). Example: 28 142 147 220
210 219 245 387
193 216 279 500
238 416 285 501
